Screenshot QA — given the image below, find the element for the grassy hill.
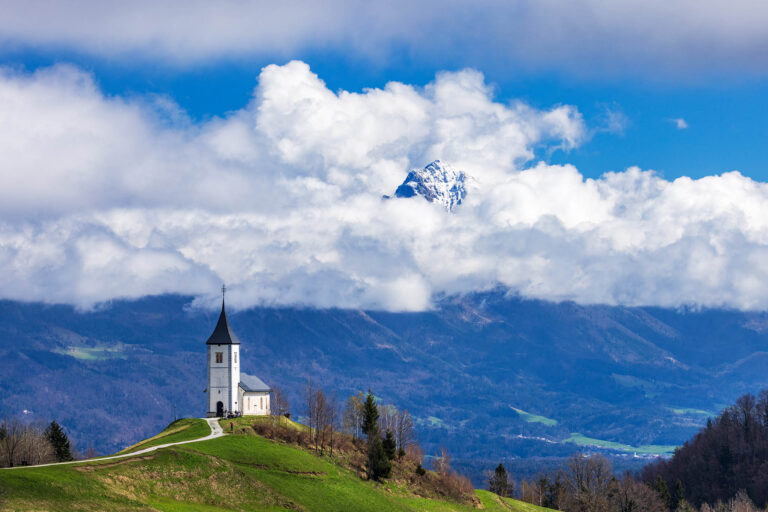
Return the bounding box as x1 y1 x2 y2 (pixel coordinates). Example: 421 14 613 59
0 417 556 512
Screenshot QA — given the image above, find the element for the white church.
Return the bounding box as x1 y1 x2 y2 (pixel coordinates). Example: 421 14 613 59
205 291 271 417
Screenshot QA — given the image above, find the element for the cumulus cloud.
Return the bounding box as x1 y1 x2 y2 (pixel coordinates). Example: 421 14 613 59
2 1 768 77
1 61 767 312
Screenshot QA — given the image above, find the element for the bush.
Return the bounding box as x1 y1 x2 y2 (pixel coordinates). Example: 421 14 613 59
416 463 426 476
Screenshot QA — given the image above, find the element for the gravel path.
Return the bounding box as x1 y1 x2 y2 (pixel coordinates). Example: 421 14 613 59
2 417 224 470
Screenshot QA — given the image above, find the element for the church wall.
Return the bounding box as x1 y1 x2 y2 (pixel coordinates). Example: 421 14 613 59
239 390 271 416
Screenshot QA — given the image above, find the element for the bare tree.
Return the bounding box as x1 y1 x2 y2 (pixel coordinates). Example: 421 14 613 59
378 404 398 436
271 387 290 417
19 422 54 466
328 392 339 457
433 446 452 475
305 378 316 448
612 473 666 512
0 417 23 467
85 445 98 459
561 453 614 512
342 392 365 440
312 388 327 453
394 409 415 456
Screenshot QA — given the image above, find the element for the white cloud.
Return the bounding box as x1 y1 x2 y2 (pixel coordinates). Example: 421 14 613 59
669 118 689 130
0 61 767 312
2 1 768 77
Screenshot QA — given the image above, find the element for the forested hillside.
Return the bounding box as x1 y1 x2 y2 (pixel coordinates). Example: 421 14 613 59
3 291 768 482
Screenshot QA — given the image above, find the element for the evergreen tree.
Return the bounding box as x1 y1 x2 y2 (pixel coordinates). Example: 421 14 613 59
383 429 396 460
361 391 390 480
44 421 73 462
653 475 671 509
489 463 510 497
672 479 685 510
366 435 392 480
362 391 379 438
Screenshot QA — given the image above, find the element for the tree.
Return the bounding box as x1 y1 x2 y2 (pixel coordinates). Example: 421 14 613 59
44 421 73 462
367 435 391 480
394 409 415 457
612 474 666 512
675 499 696 512
489 463 511 497
433 447 452 476
305 378 316 446
362 391 379 438
271 387 290 417
0 417 22 467
382 429 396 460
313 389 327 453
361 391 390 480
652 475 670 510
561 453 614 512
378 404 397 435
672 479 685 510
327 392 339 457
342 392 365 439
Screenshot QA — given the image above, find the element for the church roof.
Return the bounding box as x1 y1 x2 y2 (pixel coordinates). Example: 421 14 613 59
205 300 241 345
239 374 271 393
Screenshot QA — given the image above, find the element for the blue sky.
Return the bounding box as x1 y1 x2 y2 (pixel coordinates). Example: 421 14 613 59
3 1 768 311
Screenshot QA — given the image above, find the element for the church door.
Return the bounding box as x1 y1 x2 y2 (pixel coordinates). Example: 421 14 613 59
216 401 224 417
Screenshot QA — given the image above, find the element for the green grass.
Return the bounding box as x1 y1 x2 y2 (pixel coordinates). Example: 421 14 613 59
476 490 555 511
667 407 714 416
511 407 558 426
117 418 211 454
219 415 308 434
565 433 676 455
53 344 125 361
0 420 556 512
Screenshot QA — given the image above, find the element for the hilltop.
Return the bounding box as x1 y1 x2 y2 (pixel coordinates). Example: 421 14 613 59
0 416 554 512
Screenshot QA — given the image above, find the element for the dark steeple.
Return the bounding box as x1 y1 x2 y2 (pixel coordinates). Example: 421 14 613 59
205 285 241 345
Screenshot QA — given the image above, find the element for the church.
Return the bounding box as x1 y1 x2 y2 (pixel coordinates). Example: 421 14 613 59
205 291 271 417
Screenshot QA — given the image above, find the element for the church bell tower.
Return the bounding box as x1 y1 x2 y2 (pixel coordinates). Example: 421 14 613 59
205 286 241 417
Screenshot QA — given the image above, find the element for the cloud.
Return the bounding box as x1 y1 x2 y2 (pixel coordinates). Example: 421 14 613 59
1 61 768 312
669 117 689 130
2 1 768 78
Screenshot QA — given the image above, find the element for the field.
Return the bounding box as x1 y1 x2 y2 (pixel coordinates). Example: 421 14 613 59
565 433 676 456
0 418 556 512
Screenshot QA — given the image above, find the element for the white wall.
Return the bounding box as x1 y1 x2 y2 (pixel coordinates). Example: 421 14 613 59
239 390 271 416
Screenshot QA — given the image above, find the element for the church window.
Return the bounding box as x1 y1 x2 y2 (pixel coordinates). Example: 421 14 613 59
215 352 223 363
234 352 237 363
260 397 264 409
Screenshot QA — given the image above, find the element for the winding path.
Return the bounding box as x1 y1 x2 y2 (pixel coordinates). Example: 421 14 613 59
2 418 224 470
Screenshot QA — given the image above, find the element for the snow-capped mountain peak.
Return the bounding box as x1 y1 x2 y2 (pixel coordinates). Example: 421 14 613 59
392 160 469 211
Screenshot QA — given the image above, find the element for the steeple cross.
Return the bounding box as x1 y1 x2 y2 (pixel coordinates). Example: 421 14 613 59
222 284 226 301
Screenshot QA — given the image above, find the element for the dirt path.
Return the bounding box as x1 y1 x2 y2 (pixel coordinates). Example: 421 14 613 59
2 418 224 470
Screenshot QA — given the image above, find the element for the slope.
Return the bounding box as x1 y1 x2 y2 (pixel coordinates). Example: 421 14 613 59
0 419 553 512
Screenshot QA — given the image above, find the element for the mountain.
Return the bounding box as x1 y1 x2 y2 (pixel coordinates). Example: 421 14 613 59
392 160 469 211
2 292 768 483
0 416 553 511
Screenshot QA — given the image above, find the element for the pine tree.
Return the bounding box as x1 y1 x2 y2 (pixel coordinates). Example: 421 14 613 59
489 463 510 497
366 435 391 480
673 479 685 510
653 475 671 509
44 421 73 462
362 391 379 438
383 429 396 460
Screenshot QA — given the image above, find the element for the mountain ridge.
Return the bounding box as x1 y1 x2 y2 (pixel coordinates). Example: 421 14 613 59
1 292 768 482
